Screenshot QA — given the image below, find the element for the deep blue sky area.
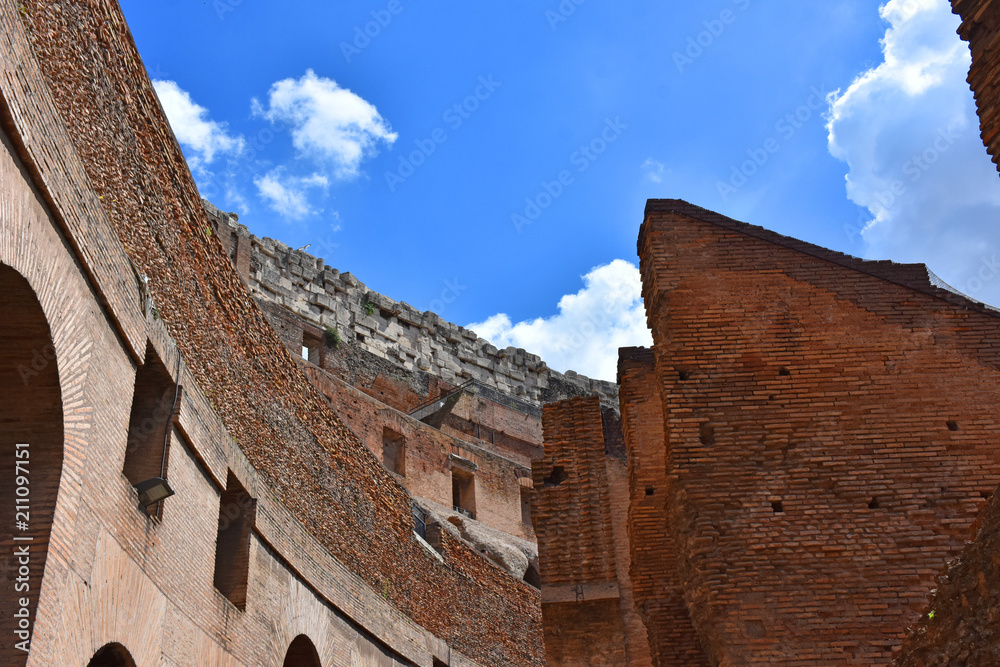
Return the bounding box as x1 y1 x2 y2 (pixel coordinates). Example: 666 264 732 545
118 0 1000 378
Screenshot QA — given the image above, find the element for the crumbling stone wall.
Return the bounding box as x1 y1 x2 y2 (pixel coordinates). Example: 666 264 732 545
638 200 1000 664
206 203 619 409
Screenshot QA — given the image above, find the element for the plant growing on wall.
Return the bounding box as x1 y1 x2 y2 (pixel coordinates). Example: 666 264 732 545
324 326 341 349
364 301 376 316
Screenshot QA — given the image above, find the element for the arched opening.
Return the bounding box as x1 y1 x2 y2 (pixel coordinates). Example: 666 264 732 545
282 634 322 667
86 642 137 667
0 265 64 664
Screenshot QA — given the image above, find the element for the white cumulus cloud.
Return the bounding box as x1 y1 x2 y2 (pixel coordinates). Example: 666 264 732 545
826 0 1000 305
254 169 329 220
153 80 245 173
253 69 397 178
468 260 653 382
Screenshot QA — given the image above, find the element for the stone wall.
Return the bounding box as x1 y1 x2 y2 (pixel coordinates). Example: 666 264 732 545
639 199 1000 664
206 202 619 410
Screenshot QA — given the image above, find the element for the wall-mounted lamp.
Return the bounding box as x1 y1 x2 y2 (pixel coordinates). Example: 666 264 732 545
135 477 175 507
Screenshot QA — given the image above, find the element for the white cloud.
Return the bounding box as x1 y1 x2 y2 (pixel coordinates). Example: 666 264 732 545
467 260 653 381
826 0 1000 305
253 69 397 178
642 158 666 183
153 80 244 173
254 169 329 220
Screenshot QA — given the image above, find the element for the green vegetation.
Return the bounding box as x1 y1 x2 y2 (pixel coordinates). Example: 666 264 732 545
324 326 341 348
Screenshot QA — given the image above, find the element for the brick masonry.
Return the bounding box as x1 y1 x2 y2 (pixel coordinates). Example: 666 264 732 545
893 2 1000 663
638 200 1000 664
953 0 1000 174
618 348 708 666
533 397 635 666
0 0 543 664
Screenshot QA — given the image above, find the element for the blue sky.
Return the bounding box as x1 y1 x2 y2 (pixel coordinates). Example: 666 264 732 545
121 0 1000 380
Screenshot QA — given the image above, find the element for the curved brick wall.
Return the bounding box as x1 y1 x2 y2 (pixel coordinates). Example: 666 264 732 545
2 0 541 664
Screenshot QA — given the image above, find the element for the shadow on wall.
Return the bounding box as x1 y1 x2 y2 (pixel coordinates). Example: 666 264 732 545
0 265 64 666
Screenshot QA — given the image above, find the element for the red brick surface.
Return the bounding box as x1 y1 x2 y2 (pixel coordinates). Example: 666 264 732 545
306 363 536 542
535 397 619 589
618 348 708 666
535 397 639 665
953 0 1000 174
893 3 1000 663
638 200 1000 664
0 0 542 663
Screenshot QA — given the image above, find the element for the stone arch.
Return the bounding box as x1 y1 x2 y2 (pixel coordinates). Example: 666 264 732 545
0 265 64 665
86 642 137 667
282 634 323 667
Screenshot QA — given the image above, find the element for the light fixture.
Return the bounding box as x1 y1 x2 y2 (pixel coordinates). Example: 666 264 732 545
135 477 175 507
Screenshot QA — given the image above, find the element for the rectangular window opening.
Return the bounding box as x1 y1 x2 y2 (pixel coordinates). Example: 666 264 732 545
452 467 476 520
124 342 179 517
301 331 322 365
213 471 257 610
382 428 406 476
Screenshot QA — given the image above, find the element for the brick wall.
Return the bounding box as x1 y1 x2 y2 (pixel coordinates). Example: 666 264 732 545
618 347 708 665
539 601 628 667
535 397 619 588
258 287 544 546
953 0 1000 174
0 0 544 663
305 364 537 546
534 396 634 665
605 457 653 666
893 3 1000 663
0 117 440 665
638 200 1000 664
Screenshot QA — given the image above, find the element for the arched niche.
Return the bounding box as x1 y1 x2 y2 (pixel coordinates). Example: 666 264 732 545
282 634 322 667
86 642 137 667
0 265 64 664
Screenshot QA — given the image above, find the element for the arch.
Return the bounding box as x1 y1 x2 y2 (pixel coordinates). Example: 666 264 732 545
282 634 322 667
86 643 137 667
0 265 64 664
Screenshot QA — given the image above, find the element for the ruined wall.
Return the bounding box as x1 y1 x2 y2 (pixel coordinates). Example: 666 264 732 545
639 200 1000 665
605 455 654 667
305 363 536 545
207 204 619 409
0 115 430 666
892 3 1000 663
533 397 631 666
953 0 1000 173
618 348 708 666
2 0 544 663
440 392 543 462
